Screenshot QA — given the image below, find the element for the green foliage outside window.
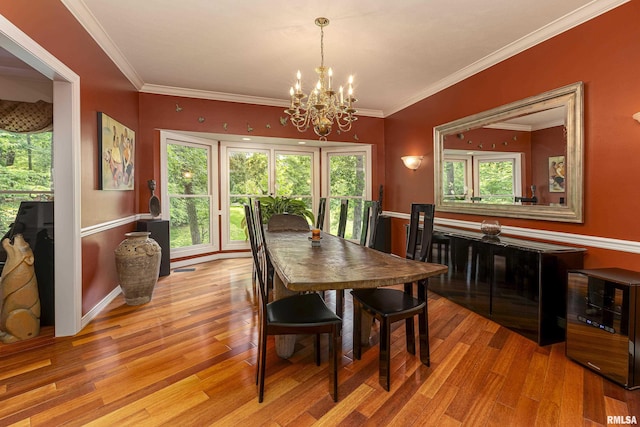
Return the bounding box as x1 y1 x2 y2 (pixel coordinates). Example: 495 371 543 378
0 130 53 232
478 160 515 204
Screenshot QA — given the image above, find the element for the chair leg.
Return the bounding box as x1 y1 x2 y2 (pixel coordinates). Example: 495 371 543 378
418 280 430 367
257 326 268 402
405 318 416 355
379 317 391 391
353 300 362 360
330 325 338 402
404 282 416 355
315 334 321 366
256 324 262 384
336 290 344 318
418 307 430 367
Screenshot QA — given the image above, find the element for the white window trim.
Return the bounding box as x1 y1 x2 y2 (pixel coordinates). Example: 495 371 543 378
160 130 219 257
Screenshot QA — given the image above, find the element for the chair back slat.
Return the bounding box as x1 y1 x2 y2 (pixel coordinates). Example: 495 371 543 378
245 203 269 311
337 199 349 238
316 197 327 230
406 203 435 261
360 200 380 247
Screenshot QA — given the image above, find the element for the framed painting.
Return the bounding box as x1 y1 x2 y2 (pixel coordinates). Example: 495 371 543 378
548 155 565 193
98 112 135 190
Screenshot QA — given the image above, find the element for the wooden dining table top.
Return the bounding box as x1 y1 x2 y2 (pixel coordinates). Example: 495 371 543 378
264 230 448 292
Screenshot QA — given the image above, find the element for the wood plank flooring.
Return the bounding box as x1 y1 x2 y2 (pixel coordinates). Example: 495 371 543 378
1 257 639 426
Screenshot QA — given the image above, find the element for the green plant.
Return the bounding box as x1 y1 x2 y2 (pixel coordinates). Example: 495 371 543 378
257 195 314 224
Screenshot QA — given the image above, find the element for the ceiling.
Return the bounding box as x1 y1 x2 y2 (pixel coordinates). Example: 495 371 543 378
4 1 626 117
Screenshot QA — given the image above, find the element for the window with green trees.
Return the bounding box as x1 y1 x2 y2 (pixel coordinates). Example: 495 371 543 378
166 142 212 249
327 152 367 240
0 130 53 232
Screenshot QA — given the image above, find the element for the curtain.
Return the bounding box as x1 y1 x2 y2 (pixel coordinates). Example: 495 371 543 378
0 99 53 133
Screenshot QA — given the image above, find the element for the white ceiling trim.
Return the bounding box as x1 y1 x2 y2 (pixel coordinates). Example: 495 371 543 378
384 0 630 116
61 0 628 118
140 83 385 118
61 0 144 89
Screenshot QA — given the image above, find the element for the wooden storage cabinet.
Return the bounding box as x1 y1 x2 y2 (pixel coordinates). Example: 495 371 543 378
428 226 585 345
566 269 640 389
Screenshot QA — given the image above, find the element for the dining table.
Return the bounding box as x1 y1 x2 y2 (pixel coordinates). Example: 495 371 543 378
264 229 448 358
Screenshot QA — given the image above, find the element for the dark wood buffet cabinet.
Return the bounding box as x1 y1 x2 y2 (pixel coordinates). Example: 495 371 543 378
428 226 586 346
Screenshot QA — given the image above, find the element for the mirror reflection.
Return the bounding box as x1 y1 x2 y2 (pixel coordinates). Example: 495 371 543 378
434 82 583 223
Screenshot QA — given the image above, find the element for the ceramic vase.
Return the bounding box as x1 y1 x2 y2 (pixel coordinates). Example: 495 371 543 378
115 231 161 305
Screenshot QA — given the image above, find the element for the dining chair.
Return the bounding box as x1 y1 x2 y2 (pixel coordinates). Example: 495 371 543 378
244 203 342 403
350 203 436 391
267 213 310 231
359 200 380 247
316 197 327 230
336 199 349 238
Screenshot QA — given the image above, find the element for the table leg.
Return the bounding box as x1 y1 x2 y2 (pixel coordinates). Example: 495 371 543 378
273 272 298 359
361 311 374 346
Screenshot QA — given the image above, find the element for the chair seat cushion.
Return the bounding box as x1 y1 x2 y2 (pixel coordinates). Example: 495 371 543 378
267 292 342 326
351 288 425 317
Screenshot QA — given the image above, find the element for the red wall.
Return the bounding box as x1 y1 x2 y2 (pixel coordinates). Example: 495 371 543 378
531 126 566 205
384 1 640 270
0 2 140 314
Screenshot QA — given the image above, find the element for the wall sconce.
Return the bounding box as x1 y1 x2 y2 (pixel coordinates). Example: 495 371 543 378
401 155 424 171
633 112 640 123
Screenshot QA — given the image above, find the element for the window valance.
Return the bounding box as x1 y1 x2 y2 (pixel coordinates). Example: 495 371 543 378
0 99 53 133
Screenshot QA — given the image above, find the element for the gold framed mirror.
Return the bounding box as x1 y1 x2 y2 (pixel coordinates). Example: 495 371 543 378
434 82 583 223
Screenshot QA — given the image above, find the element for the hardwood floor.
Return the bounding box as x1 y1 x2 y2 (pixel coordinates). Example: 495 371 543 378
1 257 639 426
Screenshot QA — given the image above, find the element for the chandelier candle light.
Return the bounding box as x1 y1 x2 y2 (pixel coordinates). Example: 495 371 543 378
286 17 357 140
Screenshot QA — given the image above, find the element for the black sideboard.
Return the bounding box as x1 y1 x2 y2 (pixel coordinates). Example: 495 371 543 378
136 219 170 277
428 226 586 345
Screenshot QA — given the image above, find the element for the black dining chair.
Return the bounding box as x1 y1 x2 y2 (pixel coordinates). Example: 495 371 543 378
244 203 342 403
350 203 436 391
316 197 327 230
359 200 380 247
336 199 349 238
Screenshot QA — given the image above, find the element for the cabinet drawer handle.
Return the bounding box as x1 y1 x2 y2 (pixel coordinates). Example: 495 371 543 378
587 361 601 371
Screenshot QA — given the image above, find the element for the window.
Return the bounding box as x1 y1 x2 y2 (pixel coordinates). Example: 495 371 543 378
322 146 372 240
473 153 522 204
0 130 53 231
161 132 218 257
221 142 318 250
442 154 472 202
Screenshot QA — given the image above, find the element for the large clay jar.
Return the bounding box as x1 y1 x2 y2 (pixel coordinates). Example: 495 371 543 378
114 231 162 305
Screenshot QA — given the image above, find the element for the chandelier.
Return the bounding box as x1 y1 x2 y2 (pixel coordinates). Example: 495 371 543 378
285 17 357 140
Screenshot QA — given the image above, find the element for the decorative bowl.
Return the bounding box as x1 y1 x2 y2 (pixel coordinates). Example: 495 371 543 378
480 220 501 236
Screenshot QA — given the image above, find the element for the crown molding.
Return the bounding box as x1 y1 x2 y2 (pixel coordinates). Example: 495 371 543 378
383 0 630 117
140 84 384 118
60 0 144 89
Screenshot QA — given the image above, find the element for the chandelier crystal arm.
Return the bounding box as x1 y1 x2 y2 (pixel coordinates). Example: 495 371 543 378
285 17 357 140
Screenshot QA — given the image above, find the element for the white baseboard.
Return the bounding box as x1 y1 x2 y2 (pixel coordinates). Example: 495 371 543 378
81 285 122 330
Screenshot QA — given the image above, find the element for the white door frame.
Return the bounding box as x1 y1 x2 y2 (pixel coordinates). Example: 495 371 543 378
0 15 82 336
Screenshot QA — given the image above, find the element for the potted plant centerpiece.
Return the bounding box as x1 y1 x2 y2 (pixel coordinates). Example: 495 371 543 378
257 195 314 224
